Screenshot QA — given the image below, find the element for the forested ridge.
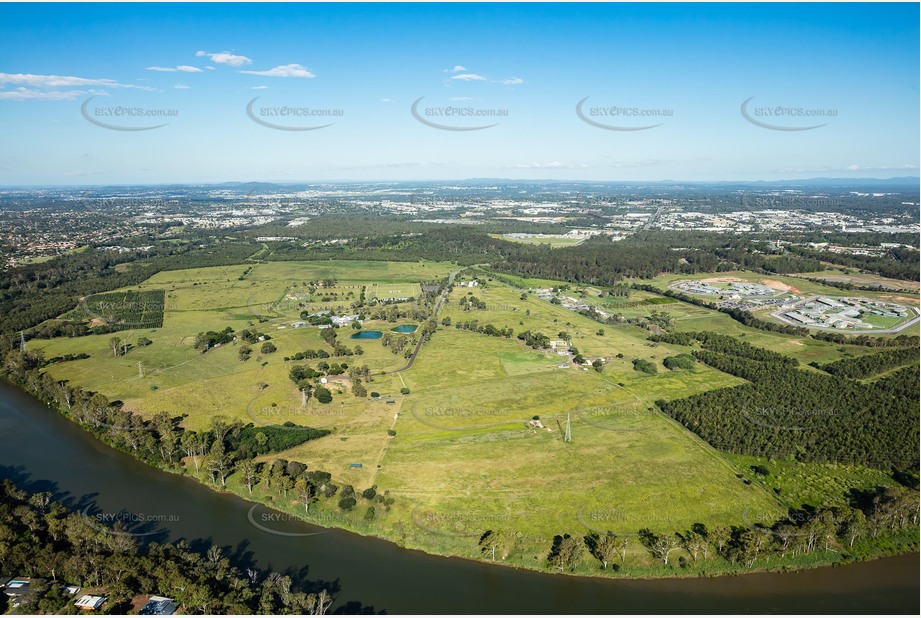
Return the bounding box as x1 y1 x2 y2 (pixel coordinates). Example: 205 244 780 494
790 245 920 281
651 332 919 470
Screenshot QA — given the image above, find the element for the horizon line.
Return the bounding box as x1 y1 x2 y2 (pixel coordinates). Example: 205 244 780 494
2 175 920 189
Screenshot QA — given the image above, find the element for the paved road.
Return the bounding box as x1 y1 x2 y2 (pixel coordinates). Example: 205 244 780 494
381 269 459 375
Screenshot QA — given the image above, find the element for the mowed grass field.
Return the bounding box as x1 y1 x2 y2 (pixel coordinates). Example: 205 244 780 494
34 261 906 566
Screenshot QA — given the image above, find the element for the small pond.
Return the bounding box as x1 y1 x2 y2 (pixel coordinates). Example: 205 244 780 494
351 330 383 339
392 324 418 333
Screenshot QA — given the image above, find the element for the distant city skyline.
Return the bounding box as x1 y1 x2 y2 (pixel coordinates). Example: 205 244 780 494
1 2 918 185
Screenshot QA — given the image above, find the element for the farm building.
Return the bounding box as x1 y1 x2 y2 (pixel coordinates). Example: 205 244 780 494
330 314 359 327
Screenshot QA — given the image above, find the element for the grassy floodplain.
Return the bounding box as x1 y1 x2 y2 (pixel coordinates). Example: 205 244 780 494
31 260 916 575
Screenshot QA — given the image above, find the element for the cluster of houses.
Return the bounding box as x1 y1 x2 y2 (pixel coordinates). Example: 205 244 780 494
289 312 360 329
542 339 607 369
532 288 614 319
780 296 912 330
1 577 175 614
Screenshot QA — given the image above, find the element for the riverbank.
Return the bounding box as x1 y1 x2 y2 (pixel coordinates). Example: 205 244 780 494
2 379 919 614
4 369 917 583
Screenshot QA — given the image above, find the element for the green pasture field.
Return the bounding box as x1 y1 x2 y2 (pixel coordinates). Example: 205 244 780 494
30 261 912 571
470 271 889 366
725 453 895 511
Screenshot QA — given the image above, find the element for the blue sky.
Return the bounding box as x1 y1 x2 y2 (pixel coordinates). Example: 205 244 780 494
0 2 918 185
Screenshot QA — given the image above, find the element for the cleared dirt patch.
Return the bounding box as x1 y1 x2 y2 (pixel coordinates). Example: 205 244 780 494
759 278 801 294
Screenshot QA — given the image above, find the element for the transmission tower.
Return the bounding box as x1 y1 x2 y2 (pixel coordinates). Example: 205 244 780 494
563 413 572 443
137 362 144 378
19 331 28 353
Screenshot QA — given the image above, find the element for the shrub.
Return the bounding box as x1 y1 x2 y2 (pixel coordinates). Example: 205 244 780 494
632 358 658 374
663 354 695 370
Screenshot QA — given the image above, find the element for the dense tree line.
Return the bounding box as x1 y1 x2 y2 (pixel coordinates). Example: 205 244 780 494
3 240 258 337
820 348 919 379
454 320 514 339
650 331 799 366
0 481 335 614
812 331 920 348
872 364 921 400
651 333 919 469
789 245 920 281
284 346 363 361
267 227 518 266
262 228 843 284
0 347 330 488
0 344 386 557
481 481 917 574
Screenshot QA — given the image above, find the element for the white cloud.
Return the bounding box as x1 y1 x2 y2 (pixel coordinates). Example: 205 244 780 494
205 66 216 70
0 87 85 101
0 73 156 101
240 63 315 78
173 84 191 89
450 73 487 81
449 96 474 101
251 85 269 90
195 50 252 66
497 77 524 85
147 65 203 73
0 73 134 88
381 98 393 103
444 65 468 73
